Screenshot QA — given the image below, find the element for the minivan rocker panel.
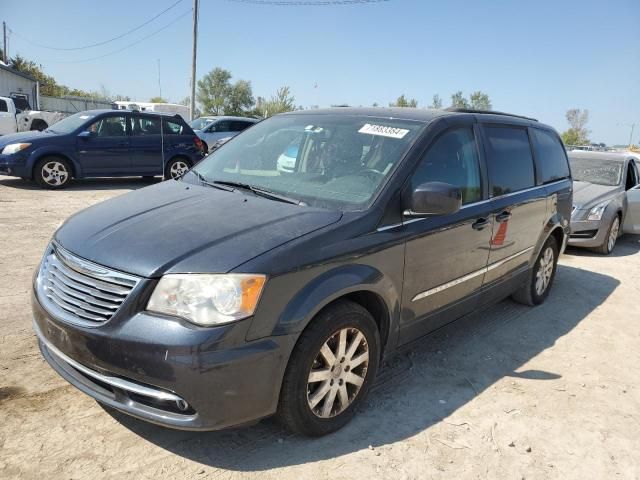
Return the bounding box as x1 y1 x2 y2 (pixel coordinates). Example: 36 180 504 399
33 107 572 436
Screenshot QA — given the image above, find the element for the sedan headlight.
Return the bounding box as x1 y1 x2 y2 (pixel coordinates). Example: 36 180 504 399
147 274 266 326
587 201 610 221
2 143 31 155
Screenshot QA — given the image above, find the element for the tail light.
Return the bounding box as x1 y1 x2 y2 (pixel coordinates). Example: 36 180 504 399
193 136 205 153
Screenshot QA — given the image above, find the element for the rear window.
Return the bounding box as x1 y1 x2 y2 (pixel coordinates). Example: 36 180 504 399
0 99 7 112
483 126 536 196
531 128 570 184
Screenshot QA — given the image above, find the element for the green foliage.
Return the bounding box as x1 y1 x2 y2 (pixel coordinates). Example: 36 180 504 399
561 109 590 145
258 86 296 118
390 94 418 108
429 94 442 109
450 91 470 108
469 91 492 110
196 68 254 116
149 96 168 103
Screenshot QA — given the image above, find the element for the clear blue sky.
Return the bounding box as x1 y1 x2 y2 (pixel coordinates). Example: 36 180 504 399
2 0 639 144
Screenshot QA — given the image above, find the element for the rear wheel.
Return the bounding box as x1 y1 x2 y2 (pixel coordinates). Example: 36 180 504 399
164 157 191 180
593 215 620 255
512 236 559 306
278 300 380 436
34 157 72 189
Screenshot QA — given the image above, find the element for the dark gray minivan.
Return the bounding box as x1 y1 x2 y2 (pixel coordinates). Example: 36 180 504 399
32 108 572 436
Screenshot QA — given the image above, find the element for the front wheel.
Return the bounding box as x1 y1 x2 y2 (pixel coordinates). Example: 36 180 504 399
278 300 380 436
164 158 191 180
34 157 72 189
593 215 620 255
512 236 559 306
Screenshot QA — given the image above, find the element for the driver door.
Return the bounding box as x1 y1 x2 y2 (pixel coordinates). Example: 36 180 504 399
623 160 640 234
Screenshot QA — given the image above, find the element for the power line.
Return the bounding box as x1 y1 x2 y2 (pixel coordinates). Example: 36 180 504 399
54 10 192 64
9 0 184 51
225 0 390 5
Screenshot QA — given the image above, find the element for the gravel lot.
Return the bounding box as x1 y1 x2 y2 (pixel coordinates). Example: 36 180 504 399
1 176 639 480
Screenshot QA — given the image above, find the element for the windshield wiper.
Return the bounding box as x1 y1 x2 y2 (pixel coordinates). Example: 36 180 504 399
211 180 305 205
191 171 234 191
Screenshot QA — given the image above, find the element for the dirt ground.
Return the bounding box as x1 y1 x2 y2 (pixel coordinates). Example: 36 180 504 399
1 176 639 480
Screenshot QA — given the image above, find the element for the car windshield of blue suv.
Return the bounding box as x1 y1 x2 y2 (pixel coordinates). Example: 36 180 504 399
45 111 97 134
191 114 423 210
569 157 623 186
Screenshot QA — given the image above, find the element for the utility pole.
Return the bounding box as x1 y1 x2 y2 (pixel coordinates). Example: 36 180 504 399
190 0 199 121
629 123 636 149
3 22 7 63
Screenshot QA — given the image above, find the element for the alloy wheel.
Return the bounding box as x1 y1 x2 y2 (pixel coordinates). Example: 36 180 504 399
607 217 620 252
41 161 68 187
307 327 369 418
535 246 554 296
169 161 189 179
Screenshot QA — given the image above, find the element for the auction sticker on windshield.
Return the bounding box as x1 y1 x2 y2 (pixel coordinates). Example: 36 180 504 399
358 123 410 139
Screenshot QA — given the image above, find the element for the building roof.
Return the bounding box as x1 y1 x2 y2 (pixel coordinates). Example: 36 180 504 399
0 63 38 83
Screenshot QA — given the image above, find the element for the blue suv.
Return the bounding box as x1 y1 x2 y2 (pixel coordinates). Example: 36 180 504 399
0 109 205 189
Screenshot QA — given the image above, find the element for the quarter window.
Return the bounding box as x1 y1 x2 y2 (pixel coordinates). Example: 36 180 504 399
484 126 535 196
531 128 570 184
163 119 185 135
411 127 482 205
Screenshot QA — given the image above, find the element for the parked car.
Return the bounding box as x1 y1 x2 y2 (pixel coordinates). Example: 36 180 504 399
190 116 258 151
568 151 640 254
32 107 571 436
0 109 205 188
0 95 66 135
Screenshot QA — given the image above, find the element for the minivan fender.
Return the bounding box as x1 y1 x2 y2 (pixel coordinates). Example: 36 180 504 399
253 264 400 352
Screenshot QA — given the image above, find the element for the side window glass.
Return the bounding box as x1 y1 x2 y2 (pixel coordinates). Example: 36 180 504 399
130 116 161 135
484 126 535 196
531 128 570 184
0 99 7 112
163 119 184 135
411 127 482 205
88 116 127 137
214 121 231 133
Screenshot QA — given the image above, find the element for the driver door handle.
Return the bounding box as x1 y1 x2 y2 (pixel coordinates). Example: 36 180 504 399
472 217 490 230
496 211 512 223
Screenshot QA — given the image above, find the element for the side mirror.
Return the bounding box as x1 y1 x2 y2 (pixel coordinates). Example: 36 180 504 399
78 130 94 139
406 181 462 216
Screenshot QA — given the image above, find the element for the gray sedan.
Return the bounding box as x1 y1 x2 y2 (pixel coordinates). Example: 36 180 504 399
189 116 258 152
568 152 640 254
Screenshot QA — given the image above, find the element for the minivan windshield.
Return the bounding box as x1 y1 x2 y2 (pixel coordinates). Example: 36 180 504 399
569 157 623 186
191 114 424 211
47 112 96 134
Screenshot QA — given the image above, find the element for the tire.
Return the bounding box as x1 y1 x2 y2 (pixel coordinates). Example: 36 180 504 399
34 157 72 189
164 157 191 180
30 120 48 132
512 236 559 306
592 214 620 255
278 300 380 436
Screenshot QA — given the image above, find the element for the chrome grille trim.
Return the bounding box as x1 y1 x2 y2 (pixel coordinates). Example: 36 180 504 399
36 242 141 327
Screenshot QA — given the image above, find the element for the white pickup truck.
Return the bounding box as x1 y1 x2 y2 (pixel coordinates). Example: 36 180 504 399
0 96 66 136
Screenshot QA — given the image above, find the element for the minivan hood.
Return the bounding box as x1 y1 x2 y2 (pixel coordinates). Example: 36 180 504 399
54 180 342 277
572 180 620 209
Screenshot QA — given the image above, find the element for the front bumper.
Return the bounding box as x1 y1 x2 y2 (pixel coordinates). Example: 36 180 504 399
568 218 606 248
0 154 29 177
32 290 297 431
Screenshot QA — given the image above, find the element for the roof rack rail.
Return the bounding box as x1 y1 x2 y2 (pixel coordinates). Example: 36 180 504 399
444 107 538 122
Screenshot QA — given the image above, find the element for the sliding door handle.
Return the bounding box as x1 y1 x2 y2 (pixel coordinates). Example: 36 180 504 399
496 211 512 223
472 217 490 230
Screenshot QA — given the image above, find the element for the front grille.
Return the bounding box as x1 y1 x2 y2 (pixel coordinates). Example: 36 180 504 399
37 243 140 326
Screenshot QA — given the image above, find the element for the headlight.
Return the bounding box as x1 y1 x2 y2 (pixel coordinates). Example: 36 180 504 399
587 201 610 221
147 274 266 326
2 143 31 155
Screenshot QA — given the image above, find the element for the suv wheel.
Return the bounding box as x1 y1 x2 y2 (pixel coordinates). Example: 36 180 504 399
512 236 559 306
164 158 191 180
594 215 620 255
278 300 380 436
34 157 72 189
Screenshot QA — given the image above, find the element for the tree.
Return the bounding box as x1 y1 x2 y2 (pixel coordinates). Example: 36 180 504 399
469 91 492 110
226 79 254 116
149 96 168 103
260 86 296 117
197 68 232 115
390 94 418 108
429 94 442 109
450 91 469 108
561 108 590 145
